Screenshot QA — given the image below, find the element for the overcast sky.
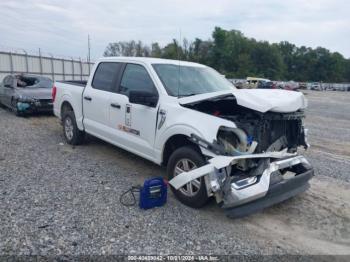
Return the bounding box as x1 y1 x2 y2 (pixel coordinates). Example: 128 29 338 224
0 0 349 60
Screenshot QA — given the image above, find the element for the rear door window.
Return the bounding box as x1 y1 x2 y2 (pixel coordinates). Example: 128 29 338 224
92 62 123 92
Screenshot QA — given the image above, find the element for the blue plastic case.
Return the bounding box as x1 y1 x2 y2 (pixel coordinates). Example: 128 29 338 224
139 177 167 209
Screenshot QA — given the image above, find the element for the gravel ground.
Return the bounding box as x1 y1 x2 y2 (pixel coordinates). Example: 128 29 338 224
0 90 349 256
303 90 350 182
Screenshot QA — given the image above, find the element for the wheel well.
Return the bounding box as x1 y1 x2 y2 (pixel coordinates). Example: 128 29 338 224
10 96 17 107
162 134 201 166
61 101 73 118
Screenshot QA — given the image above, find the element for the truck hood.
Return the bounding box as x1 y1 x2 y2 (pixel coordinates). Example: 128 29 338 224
16 88 52 100
178 89 307 113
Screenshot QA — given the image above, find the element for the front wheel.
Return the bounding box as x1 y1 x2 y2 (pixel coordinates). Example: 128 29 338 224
167 146 209 208
62 110 85 145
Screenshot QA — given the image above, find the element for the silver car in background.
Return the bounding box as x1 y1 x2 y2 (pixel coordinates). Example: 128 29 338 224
0 74 53 116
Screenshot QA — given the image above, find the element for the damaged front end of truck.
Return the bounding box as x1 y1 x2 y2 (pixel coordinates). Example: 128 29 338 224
169 92 314 218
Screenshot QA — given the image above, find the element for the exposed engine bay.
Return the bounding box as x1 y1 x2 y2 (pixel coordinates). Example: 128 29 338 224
183 94 308 156
172 94 314 217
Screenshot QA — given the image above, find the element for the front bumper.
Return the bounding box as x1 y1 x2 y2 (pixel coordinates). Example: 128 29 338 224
169 152 313 217
17 100 53 113
220 155 312 208
224 168 313 218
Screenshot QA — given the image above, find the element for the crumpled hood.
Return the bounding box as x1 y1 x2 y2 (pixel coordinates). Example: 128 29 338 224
178 89 307 113
16 88 52 100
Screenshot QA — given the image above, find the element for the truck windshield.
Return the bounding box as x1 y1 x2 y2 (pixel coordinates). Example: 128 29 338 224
152 64 235 97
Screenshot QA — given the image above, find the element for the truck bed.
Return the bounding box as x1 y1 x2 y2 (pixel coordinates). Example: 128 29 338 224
53 81 86 129
58 80 87 87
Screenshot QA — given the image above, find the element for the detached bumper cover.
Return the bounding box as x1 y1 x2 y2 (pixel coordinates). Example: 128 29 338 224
224 168 313 218
169 150 298 189
169 151 314 217
221 155 311 208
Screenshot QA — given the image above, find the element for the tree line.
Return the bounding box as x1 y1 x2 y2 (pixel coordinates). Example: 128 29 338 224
103 27 350 82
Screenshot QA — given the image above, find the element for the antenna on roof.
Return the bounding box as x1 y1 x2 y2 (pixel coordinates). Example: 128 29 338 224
177 29 181 98
88 34 91 63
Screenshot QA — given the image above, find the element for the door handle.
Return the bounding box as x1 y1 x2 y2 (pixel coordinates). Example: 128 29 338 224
84 96 92 101
110 103 121 109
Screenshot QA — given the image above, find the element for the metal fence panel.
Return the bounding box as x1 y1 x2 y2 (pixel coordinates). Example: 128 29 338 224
73 61 81 75
82 63 90 75
28 57 41 73
54 75 65 81
63 60 73 75
12 54 27 72
0 53 11 72
42 58 52 74
54 60 63 74
0 51 93 82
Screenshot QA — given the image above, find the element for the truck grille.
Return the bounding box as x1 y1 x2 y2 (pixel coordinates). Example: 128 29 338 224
234 111 305 153
256 119 302 152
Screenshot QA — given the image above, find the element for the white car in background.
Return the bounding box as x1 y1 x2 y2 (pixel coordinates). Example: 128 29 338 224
310 82 322 91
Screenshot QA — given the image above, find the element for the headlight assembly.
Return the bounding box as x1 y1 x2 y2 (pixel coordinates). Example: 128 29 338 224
17 95 35 103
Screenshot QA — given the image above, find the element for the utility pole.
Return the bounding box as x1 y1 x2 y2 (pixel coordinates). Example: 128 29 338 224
38 48 43 76
88 34 91 64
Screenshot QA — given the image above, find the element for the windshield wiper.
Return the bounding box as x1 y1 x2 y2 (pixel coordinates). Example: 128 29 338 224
178 93 198 98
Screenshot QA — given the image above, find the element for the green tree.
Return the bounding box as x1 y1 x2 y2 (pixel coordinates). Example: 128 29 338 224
235 53 255 78
161 39 183 60
103 27 350 82
104 41 150 57
151 42 162 57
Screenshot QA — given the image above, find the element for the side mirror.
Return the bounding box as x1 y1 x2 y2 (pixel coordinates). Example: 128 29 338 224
129 90 158 107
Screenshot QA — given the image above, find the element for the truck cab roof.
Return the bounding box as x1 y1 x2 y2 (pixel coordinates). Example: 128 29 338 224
100 56 206 68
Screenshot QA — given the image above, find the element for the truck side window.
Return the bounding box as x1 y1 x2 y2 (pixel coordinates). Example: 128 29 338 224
92 62 122 92
119 64 156 97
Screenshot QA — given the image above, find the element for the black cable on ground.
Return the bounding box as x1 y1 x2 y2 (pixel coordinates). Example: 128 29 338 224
119 186 141 207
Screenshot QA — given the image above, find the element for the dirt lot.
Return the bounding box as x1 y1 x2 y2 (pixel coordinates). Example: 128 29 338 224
0 90 349 256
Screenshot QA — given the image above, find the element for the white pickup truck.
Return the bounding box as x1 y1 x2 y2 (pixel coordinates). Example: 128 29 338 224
53 57 314 218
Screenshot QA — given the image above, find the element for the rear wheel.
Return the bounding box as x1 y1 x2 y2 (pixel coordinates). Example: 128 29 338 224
167 146 209 208
62 110 85 145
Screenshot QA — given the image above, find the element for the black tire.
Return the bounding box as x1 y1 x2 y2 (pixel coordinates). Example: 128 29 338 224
167 146 209 208
62 110 85 145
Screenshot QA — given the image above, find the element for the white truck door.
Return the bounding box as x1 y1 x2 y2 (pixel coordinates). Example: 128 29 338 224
109 63 159 161
83 62 123 140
